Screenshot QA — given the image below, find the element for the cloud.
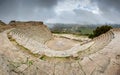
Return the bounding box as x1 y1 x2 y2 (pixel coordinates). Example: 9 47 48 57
0 0 58 23
47 0 108 24
47 9 108 24
20 0 58 9
92 0 120 23
0 0 120 24
48 0 120 24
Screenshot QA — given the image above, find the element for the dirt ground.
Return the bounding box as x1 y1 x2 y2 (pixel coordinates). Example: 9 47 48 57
45 37 79 51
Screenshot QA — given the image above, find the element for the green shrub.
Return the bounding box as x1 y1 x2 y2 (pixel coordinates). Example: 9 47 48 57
89 25 112 38
88 34 94 39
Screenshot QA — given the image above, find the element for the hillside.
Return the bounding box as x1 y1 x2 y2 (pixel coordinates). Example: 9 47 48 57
0 21 119 75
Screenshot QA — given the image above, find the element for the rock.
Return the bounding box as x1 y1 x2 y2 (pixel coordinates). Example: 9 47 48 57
16 64 28 72
0 20 6 26
0 21 120 75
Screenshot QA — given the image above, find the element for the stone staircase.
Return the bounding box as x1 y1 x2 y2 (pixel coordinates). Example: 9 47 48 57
0 23 120 75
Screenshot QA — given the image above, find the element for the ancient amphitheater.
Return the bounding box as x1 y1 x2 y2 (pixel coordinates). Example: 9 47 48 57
0 21 120 75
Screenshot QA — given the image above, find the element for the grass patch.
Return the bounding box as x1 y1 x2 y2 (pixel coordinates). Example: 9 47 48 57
39 55 46 60
27 60 33 66
80 28 94 34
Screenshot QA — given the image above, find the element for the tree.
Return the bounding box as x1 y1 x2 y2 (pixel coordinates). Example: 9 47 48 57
89 25 112 38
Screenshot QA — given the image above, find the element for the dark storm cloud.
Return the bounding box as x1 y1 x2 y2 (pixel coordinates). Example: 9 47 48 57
31 0 58 8
92 0 120 23
93 0 120 10
0 0 19 22
0 0 120 24
0 0 58 23
51 9 108 24
0 0 18 15
16 0 58 21
21 0 58 8
73 9 107 24
47 0 120 24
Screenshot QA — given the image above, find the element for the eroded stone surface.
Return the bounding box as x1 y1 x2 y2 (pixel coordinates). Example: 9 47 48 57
0 21 120 75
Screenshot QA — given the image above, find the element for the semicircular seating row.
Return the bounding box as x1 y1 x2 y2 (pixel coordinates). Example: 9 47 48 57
8 28 93 57
8 28 115 57
89 30 114 53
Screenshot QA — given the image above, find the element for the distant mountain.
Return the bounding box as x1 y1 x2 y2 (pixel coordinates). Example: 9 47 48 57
46 23 120 28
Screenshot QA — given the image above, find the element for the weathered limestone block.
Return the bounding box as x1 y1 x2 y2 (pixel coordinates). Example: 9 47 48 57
7 22 53 55
0 22 120 75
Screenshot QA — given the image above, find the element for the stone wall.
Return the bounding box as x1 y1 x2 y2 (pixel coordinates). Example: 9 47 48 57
9 21 43 26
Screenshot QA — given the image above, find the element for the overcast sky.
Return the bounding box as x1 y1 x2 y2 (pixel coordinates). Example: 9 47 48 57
0 0 120 24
